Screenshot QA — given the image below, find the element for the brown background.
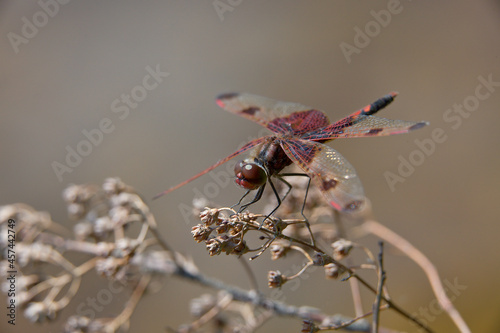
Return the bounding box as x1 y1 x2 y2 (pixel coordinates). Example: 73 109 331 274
1 1 500 332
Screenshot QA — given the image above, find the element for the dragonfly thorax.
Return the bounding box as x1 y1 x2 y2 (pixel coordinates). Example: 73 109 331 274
234 159 268 190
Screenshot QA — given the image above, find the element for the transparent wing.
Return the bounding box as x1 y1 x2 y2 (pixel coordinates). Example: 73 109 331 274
301 92 427 141
302 115 428 141
280 138 366 212
216 93 329 132
153 137 265 199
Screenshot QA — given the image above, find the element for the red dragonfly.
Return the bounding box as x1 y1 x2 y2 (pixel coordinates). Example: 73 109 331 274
155 92 428 213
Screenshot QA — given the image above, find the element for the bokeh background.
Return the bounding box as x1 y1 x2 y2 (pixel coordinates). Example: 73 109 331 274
1 1 500 332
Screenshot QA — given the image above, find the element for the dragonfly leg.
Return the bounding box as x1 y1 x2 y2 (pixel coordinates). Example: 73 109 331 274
237 184 265 213
231 189 251 209
278 173 315 247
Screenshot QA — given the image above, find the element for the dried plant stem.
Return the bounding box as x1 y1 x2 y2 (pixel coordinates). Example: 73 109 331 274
349 278 364 318
323 304 389 331
24 257 97 304
372 242 386 333
183 293 233 332
107 274 152 332
291 244 314 261
287 262 313 280
2 178 468 332
168 254 406 332
73 257 101 276
361 220 471 333
255 223 433 332
335 211 366 318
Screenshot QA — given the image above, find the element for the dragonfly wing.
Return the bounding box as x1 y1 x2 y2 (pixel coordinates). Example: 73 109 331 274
302 115 428 141
154 137 265 199
280 138 366 212
216 93 328 131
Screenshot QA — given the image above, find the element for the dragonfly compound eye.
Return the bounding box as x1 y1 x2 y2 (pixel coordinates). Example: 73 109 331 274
234 160 267 190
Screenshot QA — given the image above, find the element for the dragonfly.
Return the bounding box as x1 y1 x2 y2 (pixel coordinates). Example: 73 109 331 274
155 92 428 215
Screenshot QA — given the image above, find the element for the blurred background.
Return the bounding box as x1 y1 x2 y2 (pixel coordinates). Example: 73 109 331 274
1 1 499 332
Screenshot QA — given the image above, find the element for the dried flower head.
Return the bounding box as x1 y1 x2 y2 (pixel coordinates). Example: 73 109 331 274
205 235 249 257
62 184 98 220
95 257 127 279
312 252 333 267
228 222 243 236
73 221 93 240
262 216 287 233
200 207 222 226
268 270 286 288
216 220 231 234
17 243 55 267
228 239 249 256
301 320 319 333
269 241 290 260
93 216 114 235
206 238 222 256
190 293 217 318
114 238 139 258
191 224 213 243
237 211 255 223
24 302 56 323
332 239 353 260
324 263 345 280
64 315 110 333
102 177 127 196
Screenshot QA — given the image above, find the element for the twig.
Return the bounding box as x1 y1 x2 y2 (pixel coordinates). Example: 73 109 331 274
150 253 401 332
333 211 364 318
349 277 364 318
360 220 471 333
372 242 386 333
107 274 152 332
320 304 389 331
253 219 433 332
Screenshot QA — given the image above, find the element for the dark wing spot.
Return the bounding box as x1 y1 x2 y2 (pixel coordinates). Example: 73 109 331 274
409 122 428 131
367 128 383 135
322 178 338 191
217 92 239 100
241 107 260 115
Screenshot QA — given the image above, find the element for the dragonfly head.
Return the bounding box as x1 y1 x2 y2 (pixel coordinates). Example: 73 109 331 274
234 159 268 190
